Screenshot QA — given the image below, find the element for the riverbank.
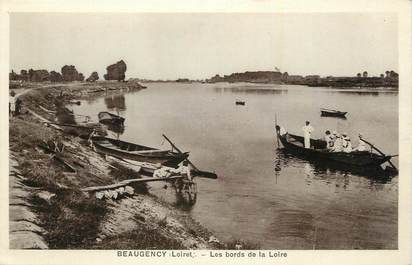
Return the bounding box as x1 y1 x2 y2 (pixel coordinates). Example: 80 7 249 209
9 81 255 250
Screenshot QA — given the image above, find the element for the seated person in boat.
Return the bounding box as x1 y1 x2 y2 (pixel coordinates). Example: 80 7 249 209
332 133 343 152
341 133 352 153
153 164 174 178
172 161 193 181
324 130 334 150
353 134 367 152
279 126 287 136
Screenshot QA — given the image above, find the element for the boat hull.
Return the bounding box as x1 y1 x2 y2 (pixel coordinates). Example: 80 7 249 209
320 110 347 118
98 112 125 126
91 136 189 167
276 128 391 169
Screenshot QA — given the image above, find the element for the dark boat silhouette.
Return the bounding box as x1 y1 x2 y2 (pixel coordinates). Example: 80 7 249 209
320 108 347 118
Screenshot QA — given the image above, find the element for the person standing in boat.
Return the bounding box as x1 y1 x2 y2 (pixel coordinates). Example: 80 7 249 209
302 121 314 148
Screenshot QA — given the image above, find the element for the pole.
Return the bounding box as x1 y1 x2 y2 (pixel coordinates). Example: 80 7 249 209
162 134 218 179
275 114 280 148
359 137 398 171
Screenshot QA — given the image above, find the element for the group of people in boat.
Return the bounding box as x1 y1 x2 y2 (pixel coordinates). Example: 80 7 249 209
323 130 366 153
301 121 367 153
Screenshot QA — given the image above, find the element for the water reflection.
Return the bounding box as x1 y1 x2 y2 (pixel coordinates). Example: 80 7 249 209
327 90 398 96
104 94 126 111
105 123 125 135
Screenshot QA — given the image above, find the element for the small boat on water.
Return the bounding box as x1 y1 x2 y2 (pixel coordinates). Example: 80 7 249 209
320 108 347 118
236 100 246 106
90 136 189 167
98 111 125 126
275 125 393 170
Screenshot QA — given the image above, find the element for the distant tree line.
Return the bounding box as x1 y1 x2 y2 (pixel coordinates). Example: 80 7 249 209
9 59 128 83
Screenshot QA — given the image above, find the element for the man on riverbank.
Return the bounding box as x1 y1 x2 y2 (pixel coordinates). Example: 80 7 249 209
9 91 16 118
302 121 314 148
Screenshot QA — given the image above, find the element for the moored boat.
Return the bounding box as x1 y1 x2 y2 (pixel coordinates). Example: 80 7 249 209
98 111 125 126
275 125 392 169
320 108 347 118
90 136 189 167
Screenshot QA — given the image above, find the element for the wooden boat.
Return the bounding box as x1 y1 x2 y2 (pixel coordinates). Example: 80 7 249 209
320 108 347 118
275 125 392 169
98 111 125 125
49 122 107 138
90 136 189 167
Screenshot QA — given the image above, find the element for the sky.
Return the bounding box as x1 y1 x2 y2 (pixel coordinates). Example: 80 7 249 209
10 13 398 80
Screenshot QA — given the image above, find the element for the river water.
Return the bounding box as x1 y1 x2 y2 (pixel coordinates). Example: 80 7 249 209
72 82 398 249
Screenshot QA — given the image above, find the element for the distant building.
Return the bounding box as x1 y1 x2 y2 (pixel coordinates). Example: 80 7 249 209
208 71 283 83
176 78 190 83
281 72 289 81
304 75 320 81
286 75 304 84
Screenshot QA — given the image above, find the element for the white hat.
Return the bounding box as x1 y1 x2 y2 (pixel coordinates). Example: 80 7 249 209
332 131 338 135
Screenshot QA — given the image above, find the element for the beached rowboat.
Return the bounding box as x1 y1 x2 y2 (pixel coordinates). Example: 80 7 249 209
275 125 392 168
320 108 347 118
90 136 189 167
98 111 125 125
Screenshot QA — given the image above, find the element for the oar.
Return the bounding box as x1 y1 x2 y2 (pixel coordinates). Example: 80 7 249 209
359 136 398 172
46 122 94 129
162 134 218 179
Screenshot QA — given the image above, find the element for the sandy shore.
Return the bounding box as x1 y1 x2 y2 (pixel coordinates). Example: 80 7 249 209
8 81 238 250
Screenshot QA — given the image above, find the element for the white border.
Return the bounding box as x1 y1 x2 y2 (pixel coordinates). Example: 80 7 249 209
0 1 410 265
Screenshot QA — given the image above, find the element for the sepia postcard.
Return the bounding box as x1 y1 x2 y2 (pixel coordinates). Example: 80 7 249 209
0 0 411 264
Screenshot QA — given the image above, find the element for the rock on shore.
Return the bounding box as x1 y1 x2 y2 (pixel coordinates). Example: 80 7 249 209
104 60 127 81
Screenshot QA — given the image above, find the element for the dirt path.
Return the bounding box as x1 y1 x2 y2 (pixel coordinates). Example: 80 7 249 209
9 152 49 249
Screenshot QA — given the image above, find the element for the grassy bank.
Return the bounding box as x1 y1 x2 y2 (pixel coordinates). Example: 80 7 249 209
10 81 242 249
